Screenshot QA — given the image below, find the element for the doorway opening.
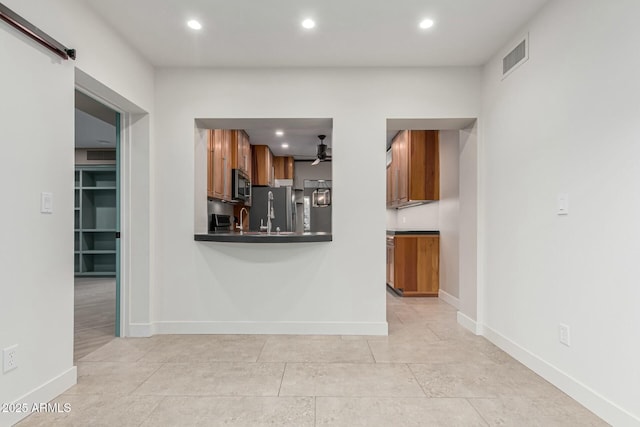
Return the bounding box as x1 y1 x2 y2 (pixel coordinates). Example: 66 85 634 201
385 118 479 332
74 90 121 360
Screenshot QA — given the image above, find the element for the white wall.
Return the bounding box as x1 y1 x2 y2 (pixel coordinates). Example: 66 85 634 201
437 131 460 300
0 16 76 427
458 123 479 322
0 0 154 424
481 0 640 424
156 67 480 335
294 161 332 189
390 204 439 231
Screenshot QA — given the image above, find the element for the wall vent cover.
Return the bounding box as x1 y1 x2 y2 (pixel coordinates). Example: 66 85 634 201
502 33 529 79
86 150 116 161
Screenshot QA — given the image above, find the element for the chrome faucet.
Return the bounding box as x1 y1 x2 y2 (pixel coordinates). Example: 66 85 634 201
236 207 248 234
266 191 275 234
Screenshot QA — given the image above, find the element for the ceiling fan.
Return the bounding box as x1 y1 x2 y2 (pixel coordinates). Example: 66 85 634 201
312 134 331 165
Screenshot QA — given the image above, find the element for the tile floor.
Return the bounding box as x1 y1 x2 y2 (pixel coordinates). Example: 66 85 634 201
18 289 608 426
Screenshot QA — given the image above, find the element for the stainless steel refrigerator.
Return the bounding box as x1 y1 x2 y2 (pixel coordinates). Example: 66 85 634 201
249 186 296 232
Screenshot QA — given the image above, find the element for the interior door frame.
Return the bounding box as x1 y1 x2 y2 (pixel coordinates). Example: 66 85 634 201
75 68 151 338
115 112 121 336
73 87 126 336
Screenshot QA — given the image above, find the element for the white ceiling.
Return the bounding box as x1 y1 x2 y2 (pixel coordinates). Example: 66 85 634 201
85 0 548 67
75 109 116 149
75 90 117 149
386 118 476 147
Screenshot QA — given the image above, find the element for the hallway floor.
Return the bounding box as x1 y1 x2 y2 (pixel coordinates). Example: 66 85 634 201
18 291 607 426
74 277 116 361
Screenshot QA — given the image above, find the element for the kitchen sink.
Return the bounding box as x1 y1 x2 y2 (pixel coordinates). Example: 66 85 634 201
238 231 297 236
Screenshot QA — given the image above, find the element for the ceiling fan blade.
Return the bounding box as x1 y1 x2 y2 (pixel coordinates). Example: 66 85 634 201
311 158 321 166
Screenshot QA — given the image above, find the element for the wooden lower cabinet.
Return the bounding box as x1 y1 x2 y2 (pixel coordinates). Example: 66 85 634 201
386 234 439 297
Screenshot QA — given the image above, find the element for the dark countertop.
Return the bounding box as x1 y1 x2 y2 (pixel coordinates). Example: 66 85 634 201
387 230 440 236
195 231 332 243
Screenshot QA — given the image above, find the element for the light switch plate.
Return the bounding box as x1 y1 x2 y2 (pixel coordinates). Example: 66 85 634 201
559 324 571 346
557 193 568 215
41 192 53 214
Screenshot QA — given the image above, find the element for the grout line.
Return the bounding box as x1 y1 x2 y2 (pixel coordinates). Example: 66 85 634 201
424 323 446 342
277 362 287 397
128 362 166 395
466 398 491 426
365 339 378 363
135 395 167 427
64 392 455 399
406 363 429 397
256 336 269 362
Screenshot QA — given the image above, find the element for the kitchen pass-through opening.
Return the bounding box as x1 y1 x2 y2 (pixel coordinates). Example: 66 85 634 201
194 118 333 236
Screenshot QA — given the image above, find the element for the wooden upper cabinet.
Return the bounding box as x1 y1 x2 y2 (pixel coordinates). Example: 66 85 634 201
273 156 294 180
243 131 252 179
208 129 253 202
408 130 439 202
231 130 251 176
252 145 274 186
208 129 232 201
395 130 409 203
387 130 439 208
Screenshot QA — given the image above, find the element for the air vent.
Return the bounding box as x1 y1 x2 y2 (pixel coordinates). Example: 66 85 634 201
502 33 529 79
86 150 116 161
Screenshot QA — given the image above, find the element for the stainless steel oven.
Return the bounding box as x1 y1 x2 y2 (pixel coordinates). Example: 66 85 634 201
231 169 251 203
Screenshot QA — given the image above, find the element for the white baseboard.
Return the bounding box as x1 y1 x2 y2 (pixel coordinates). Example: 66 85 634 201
483 325 640 427
2 366 77 426
152 321 389 336
457 311 481 335
128 322 153 337
438 290 460 309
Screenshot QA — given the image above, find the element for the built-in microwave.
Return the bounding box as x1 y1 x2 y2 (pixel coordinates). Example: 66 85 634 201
231 169 251 203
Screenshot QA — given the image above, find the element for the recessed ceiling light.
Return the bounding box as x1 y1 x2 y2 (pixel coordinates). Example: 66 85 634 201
281 143 289 148
419 18 434 29
275 130 284 136
187 20 202 30
301 19 316 29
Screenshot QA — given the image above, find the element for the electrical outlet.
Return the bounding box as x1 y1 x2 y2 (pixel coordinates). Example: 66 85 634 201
3 345 18 373
401 216 407 224
558 324 571 347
